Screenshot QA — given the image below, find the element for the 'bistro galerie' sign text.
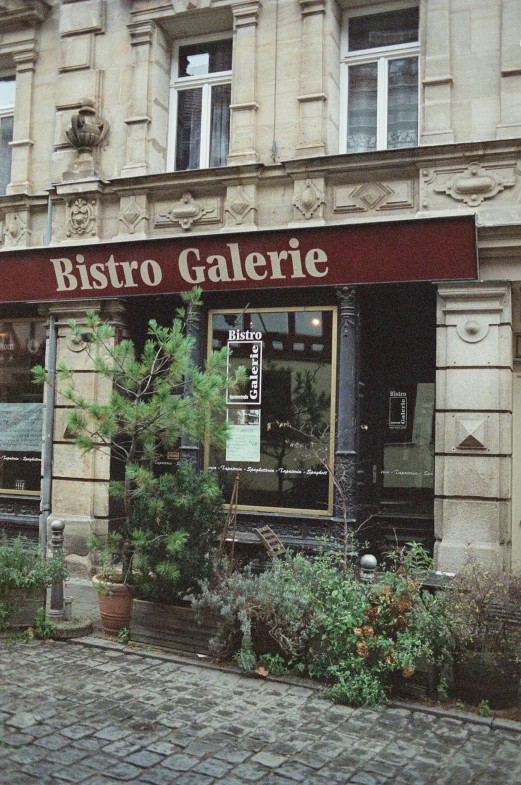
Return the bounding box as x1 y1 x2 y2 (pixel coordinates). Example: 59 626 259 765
0 217 477 304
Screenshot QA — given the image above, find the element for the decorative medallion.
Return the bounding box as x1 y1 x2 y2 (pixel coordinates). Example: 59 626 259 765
119 195 148 235
155 192 216 231
4 212 27 246
293 178 325 220
433 161 515 206
456 318 489 343
67 197 97 237
225 186 255 226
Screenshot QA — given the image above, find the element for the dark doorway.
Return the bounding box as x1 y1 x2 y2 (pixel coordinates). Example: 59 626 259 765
358 283 436 557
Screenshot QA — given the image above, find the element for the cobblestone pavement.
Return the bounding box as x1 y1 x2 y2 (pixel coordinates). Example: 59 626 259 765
1 640 521 785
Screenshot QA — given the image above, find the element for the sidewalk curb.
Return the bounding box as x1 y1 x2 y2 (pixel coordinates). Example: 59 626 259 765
66 636 521 732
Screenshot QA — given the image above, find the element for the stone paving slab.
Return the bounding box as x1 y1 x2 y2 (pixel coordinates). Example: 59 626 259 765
1 638 521 785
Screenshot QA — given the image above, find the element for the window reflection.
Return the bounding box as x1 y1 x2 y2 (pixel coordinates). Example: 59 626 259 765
0 320 45 493
209 309 336 513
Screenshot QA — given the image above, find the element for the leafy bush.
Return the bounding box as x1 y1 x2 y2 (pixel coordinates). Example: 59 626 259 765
0 536 68 630
127 462 226 604
195 543 447 707
193 552 319 660
441 561 521 661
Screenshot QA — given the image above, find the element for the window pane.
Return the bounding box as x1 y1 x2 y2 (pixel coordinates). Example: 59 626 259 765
178 40 232 77
0 79 15 108
0 321 46 493
349 9 419 51
175 88 202 170
209 83 231 167
347 63 377 153
387 57 418 149
0 115 13 195
209 310 334 512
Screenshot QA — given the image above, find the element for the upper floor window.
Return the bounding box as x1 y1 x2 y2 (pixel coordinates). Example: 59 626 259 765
0 78 15 194
340 8 419 154
168 37 232 171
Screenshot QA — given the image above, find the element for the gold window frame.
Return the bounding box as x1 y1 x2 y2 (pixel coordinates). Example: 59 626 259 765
206 305 338 516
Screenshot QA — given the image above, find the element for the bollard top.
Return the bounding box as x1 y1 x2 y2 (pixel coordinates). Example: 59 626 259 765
51 520 65 532
360 554 377 570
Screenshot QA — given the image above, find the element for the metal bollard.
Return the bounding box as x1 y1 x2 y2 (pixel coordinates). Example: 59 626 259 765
63 596 73 622
49 520 65 620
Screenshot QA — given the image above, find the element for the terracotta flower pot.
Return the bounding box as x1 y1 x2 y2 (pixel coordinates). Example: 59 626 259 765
92 576 132 635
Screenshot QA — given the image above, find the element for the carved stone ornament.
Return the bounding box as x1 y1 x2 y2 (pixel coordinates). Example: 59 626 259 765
433 161 515 206
63 99 109 181
4 212 27 246
456 418 487 450
67 197 97 237
293 179 325 219
155 192 213 231
225 186 255 226
119 195 148 235
334 180 414 214
456 318 490 343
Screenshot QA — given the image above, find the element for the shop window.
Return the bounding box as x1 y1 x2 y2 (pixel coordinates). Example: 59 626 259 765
207 307 337 514
340 7 419 154
382 383 434 492
168 37 232 171
0 78 15 195
0 320 46 494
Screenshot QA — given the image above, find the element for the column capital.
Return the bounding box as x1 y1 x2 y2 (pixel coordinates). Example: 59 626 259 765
232 0 261 28
127 20 156 46
299 0 326 17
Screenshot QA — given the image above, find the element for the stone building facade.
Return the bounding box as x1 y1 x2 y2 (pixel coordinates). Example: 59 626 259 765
0 0 521 574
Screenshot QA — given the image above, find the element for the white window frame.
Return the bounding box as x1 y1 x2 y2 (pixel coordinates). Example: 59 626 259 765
339 5 420 154
167 33 233 172
0 77 15 194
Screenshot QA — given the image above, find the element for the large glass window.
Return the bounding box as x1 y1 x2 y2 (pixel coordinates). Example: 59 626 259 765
341 8 419 153
169 38 232 171
0 78 15 195
0 320 45 494
208 307 337 514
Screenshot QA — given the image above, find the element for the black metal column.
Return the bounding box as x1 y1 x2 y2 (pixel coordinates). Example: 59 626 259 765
335 286 360 523
179 298 203 470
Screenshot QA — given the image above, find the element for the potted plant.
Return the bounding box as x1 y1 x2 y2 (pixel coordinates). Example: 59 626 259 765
443 561 521 708
33 287 245 639
0 536 68 629
86 532 133 635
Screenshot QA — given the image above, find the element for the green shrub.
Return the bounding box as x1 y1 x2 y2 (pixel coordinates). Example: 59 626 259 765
0 536 68 630
128 462 226 604
195 544 447 707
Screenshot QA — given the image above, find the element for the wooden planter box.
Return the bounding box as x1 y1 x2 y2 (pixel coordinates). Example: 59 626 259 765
6 591 45 628
129 599 222 655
